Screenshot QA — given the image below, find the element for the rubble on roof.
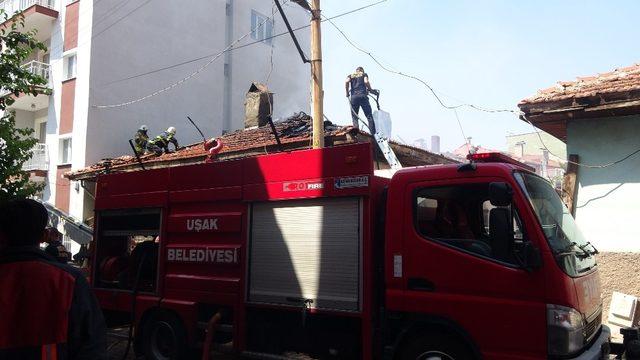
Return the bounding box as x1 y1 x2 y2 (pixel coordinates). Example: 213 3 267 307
66 112 456 181
520 63 640 106
518 63 640 141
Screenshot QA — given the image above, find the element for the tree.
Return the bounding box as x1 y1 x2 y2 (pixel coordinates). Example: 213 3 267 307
0 10 50 204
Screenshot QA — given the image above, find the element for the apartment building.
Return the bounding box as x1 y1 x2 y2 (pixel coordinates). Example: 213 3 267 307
4 0 311 251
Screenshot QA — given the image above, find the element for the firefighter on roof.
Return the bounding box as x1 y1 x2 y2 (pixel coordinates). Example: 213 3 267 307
147 126 180 155
345 66 376 135
133 124 149 154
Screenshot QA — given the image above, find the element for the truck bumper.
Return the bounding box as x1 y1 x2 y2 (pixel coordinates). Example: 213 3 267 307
569 325 611 360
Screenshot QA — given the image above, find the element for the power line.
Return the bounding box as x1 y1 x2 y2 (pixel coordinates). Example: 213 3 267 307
89 0 152 40
44 0 142 61
92 8 277 109
520 114 640 169
323 12 517 115
99 0 389 87
326 10 640 169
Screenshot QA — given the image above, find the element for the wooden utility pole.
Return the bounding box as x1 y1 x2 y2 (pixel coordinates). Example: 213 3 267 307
310 0 324 149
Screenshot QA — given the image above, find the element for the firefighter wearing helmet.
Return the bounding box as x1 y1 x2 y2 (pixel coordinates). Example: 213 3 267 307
133 124 149 154
147 126 180 155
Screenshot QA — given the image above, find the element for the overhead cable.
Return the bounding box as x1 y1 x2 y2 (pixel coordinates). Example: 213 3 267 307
92 11 277 109
521 115 640 169
323 13 516 115
100 0 389 87
327 12 640 168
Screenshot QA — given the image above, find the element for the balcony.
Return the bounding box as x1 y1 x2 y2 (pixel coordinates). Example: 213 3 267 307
2 60 51 111
0 0 58 41
23 143 49 176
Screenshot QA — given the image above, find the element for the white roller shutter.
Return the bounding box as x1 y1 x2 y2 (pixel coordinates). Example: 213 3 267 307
249 197 361 311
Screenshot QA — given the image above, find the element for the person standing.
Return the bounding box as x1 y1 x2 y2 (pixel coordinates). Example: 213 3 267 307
345 66 376 135
44 227 72 264
0 199 106 359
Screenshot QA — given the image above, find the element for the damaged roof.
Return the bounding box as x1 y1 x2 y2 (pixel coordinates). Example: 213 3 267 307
67 113 456 181
520 63 640 106
518 63 640 141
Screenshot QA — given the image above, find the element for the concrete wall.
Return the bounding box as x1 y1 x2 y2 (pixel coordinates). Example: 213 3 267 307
567 115 640 323
568 115 640 252
86 0 310 165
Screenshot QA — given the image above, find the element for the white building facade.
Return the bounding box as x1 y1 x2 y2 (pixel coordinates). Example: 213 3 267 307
5 0 311 251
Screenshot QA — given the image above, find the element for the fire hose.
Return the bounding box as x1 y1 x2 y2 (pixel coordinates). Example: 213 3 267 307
201 312 223 360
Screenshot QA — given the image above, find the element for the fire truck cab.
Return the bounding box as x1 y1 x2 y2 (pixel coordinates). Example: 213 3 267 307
91 143 609 359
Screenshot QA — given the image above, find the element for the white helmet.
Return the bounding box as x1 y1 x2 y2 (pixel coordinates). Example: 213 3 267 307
167 126 176 135
139 125 148 132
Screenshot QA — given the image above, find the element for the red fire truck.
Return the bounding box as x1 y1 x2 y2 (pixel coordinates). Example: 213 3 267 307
91 142 609 359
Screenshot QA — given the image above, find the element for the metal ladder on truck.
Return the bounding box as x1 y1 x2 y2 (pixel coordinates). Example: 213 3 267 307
351 89 402 170
373 128 401 170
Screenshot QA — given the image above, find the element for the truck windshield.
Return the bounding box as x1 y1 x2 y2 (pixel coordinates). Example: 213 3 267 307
514 172 596 277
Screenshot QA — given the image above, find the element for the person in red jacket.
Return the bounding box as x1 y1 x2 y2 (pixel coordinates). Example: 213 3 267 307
0 199 107 360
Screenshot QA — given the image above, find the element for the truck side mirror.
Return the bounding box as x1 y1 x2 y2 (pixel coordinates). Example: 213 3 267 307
521 242 542 272
489 182 513 207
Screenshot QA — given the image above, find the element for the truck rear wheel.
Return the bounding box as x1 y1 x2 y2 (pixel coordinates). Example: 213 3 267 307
142 312 187 360
398 332 473 360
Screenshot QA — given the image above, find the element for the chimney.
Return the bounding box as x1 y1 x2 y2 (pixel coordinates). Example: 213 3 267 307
430 135 440 153
244 82 273 129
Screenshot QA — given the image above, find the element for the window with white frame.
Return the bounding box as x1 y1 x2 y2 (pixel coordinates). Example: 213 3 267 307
251 10 273 45
63 53 77 80
59 137 72 164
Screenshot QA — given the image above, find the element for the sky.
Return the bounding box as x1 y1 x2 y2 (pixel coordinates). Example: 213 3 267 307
317 0 640 152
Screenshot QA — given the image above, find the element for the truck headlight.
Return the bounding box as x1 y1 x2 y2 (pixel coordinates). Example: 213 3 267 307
547 304 585 356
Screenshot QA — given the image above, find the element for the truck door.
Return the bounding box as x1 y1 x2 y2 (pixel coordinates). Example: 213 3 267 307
402 178 546 359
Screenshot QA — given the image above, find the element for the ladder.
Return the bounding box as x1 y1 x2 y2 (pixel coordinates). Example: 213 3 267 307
374 130 402 170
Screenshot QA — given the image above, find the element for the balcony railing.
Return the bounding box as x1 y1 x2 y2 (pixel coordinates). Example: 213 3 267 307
22 142 49 171
0 0 55 15
23 60 51 85
0 60 51 97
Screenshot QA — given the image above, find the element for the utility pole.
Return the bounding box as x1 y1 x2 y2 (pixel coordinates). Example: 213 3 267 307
310 0 324 149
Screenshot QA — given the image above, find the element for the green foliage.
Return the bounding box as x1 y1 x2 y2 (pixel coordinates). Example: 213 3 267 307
0 9 50 204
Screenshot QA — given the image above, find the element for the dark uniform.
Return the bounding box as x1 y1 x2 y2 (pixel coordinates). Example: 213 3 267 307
147 131 179 155
347 71 376 135
0 247 107 359
45 240 72 264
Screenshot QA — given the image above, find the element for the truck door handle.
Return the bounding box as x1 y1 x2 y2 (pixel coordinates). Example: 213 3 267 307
408 277 435 292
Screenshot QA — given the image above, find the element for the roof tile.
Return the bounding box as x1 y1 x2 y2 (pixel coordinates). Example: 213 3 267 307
520 63 640 106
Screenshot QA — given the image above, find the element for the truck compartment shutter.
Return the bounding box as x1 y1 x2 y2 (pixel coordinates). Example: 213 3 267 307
249 197 361 311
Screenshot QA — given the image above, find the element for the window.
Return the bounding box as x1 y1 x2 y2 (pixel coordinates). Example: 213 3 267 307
38 121 47 143
415 183 527 265
251 10 273 45
63 53 76 80
59 137 72 164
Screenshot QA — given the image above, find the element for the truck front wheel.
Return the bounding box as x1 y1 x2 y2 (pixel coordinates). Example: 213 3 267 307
142 312 188 360
398 332 474 360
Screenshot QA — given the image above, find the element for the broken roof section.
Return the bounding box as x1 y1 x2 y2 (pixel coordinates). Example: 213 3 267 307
67 112 456 181
519 63 640 141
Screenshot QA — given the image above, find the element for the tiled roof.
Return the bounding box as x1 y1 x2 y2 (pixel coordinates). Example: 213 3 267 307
66 113 456 180
520 63 640 105
67 112 352 179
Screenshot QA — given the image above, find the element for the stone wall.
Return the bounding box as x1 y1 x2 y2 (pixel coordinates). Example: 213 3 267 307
597 252 640 330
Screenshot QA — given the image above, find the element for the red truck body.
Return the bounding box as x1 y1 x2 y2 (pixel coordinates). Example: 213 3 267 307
91 143 608 359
